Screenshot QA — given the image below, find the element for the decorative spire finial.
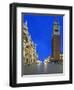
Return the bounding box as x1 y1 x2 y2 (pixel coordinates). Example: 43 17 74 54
23 20 28 29
25 20 28 26
54 16 58 25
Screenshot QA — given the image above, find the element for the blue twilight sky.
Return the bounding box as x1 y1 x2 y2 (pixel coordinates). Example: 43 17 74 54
23 13 63 62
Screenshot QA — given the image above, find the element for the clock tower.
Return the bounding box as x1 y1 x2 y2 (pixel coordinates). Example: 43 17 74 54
52 17 60 61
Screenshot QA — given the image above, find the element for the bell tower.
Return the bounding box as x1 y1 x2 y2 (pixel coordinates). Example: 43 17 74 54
52 17 60 61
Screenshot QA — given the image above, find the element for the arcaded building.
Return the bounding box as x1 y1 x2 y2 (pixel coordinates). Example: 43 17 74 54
22 21 38 64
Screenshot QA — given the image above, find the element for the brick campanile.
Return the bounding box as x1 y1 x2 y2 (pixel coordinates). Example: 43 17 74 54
52 17 60 61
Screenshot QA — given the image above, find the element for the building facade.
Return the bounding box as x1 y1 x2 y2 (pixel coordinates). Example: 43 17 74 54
22 21 38 64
